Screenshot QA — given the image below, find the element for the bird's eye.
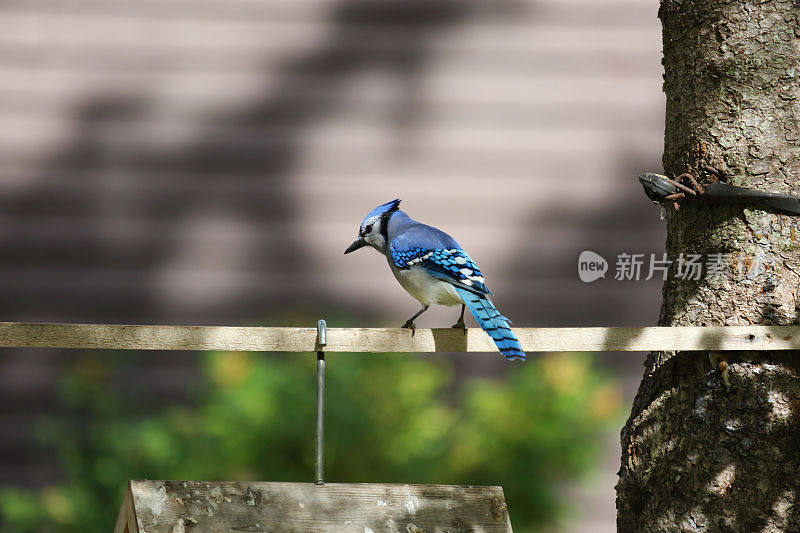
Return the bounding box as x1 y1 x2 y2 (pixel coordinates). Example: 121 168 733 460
364 224 373 233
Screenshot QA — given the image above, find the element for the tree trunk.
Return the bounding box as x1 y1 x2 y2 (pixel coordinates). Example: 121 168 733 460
617 2 800 532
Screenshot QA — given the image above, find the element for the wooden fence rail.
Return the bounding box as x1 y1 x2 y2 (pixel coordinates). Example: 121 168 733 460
0 322 798 353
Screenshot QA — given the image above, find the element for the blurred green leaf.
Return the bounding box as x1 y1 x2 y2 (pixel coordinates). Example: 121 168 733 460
0 348 621 532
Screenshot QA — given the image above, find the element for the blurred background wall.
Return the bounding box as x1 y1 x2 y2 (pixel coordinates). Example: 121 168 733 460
0 0 665 530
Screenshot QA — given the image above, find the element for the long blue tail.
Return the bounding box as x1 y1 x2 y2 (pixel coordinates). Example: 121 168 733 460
454 287 525 361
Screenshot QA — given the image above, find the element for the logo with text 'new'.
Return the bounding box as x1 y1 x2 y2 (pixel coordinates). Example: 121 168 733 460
578 251 608 283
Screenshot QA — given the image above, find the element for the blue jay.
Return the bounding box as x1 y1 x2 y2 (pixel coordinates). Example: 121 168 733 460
345 199 525 361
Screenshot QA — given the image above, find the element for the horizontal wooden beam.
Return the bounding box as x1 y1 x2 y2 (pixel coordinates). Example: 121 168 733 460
0 322 798 353
115 480 512 533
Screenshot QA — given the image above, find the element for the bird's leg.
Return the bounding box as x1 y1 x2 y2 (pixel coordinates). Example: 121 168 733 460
451 304 467 335
401 305 429 336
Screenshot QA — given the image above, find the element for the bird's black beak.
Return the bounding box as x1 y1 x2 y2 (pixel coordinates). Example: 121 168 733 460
344 238 367 254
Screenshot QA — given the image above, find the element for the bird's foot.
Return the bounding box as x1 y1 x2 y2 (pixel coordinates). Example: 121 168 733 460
401 320 416 336
451 319 467 335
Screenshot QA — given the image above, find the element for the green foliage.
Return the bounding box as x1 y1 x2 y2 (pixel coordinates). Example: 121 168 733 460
0 350 621 532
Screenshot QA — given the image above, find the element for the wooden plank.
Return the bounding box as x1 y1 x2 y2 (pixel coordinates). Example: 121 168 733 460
0 162 644 195
113 483 137 533
122 480 512 532
0 69 662 109
0 0 652 24
0 17 656 54
0 119 662 165
0 323 798 353
0 114 662 147
0 95 660 129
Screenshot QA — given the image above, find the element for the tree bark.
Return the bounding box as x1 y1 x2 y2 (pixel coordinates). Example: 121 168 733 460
617 2 800 532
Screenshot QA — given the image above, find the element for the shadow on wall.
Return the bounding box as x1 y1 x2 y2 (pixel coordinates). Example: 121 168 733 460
503 148 666 329
445 148 664 380
0 0 517 491
0 0 502 325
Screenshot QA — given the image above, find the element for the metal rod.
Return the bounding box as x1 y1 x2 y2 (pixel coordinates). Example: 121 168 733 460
315 319 326 486
663 176 697 196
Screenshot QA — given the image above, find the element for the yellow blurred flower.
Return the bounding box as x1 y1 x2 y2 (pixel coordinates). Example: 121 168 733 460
210 352 254 387
588 384 623 420
540 353 588 394
42 486 73 524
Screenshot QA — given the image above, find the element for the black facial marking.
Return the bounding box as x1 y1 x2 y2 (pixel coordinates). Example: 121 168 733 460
379 212 391 242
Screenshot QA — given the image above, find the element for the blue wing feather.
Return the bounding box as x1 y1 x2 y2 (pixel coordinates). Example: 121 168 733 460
390 245 491 295
389 222 491 294
389 220 460 252
386 216 523 361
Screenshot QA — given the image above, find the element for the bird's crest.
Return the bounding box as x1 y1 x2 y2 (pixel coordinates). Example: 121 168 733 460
364 198 401 221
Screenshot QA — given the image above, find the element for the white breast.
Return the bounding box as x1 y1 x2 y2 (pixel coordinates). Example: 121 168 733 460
389 263 463 307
